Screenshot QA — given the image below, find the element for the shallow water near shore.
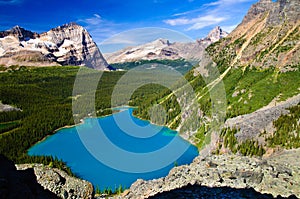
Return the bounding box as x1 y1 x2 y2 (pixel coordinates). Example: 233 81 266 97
28 108 198 190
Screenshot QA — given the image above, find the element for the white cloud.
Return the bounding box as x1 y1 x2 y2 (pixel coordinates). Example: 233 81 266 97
205 0 253 6
187 16 227 30
221 24 239 33
78 14 103 26
100 27 193 53
172 8 203 17
164 18 190 26
164 15 226 30
164 0 255 31
77 14 120 46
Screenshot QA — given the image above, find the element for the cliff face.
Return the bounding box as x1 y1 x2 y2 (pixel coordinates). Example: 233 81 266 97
0 23 109 70
243 0 300 25
0 155 53 199
16 164 93 199
0 154 93 199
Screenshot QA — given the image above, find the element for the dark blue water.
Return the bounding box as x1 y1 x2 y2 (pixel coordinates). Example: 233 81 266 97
28 108 198 190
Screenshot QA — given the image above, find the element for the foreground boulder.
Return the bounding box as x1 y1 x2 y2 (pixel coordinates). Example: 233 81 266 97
16 164 93 199
0 154 58 199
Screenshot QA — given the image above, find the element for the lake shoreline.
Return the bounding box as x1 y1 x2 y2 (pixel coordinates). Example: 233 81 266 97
27 107 199 191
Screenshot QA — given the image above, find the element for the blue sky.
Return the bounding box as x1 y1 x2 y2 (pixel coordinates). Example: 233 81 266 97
0 0 257 52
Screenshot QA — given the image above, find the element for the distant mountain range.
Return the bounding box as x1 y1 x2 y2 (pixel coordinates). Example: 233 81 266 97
0 24 228 71
104 26 228 64
0 23 110 70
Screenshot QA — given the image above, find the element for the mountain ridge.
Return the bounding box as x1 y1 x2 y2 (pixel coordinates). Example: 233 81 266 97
104 26 228 64
0 23 109 70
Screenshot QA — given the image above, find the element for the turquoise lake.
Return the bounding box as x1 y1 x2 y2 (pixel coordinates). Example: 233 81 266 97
28 108 198 190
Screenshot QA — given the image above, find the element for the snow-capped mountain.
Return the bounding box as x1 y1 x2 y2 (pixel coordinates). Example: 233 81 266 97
0 23 109 70
104 26 228 64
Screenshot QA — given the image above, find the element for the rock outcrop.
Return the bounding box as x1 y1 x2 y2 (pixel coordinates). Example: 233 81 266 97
0 101 21 112
243 0 300 26
0 23 109 70
0 154 58 199
104 26 228 64
0 154 93 199
115 151 300 199
16 164 93 199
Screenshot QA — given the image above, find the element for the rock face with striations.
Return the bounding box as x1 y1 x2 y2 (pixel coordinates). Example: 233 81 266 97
243 0 300 25
207 0 300 70
0 23 109 70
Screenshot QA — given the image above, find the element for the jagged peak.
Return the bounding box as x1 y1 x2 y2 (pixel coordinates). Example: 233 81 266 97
0 25 36 40
61 22 82 28
148 38 171 46
50 22 84 32
206 26 228 42
10 25 22 30
9 25 32 33
157 38 170 45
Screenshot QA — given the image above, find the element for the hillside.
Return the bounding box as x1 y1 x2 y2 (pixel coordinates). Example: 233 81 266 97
0 23 109 70
133 0 300 156
207 0 300 71
0 0 299 198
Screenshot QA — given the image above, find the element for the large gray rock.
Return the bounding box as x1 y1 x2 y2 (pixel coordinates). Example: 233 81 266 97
0 154 59 199
111 152 300 199
16 164 93 199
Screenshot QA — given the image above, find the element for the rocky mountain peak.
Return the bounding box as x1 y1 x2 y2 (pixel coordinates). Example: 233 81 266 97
0 23 109 70
49 22 83 32
104 26 228 64
207 0 300 70
206 26 228 43
157 38 170 45
0 25 36 41
243 0 299 25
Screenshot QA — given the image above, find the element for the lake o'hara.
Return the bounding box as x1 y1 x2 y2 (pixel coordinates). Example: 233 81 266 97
28 108 198 190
